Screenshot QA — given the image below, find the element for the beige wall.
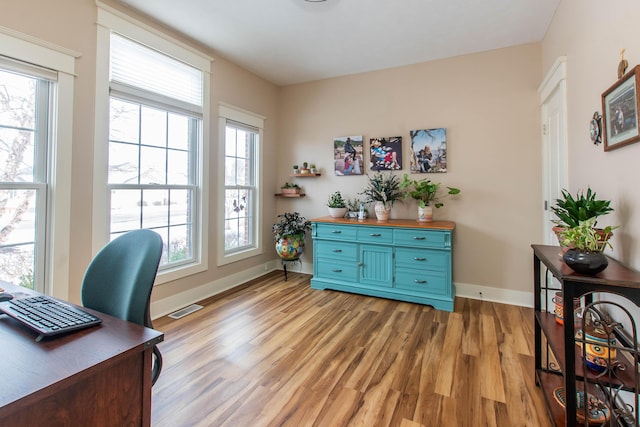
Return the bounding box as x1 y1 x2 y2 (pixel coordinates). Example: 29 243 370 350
278 44 543 300
542 0 640 270
2 0 548 309
0 0 280 307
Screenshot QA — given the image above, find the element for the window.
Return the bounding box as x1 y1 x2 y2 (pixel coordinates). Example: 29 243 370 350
0 64 52 291
96 7 211 282
224 121 257 253
218 104 264 265
0 29 76 298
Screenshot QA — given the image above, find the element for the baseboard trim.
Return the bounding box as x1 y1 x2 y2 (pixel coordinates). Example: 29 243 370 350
151 260 279 319
152 261 534 319
455 281 534 308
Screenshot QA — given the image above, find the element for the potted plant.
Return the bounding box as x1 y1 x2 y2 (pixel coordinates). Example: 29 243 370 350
551 187 614 251
300 162 310 174
292 164 299 174
280 182 300 196
360 172 403 220
345 197 368 219
272 212 312 261
326 191 347 218
560 217 617 275
400 173 460 221
310 164 318 174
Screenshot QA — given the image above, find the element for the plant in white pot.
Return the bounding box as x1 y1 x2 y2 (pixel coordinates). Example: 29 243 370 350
560 217 617 275
326 191 347 218
360 172 403 220
400 173 460 221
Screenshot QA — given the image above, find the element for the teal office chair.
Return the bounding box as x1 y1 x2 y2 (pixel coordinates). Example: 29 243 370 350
81 229 164 385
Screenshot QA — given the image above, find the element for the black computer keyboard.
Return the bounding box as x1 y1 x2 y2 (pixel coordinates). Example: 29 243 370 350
0 295 102 341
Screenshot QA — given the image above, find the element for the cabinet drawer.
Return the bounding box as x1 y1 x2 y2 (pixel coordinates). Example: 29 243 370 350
316 259 359 281
356 227 393 244
316 241 357 261
395 269 448 295
395 247 447 271
315 224 357 240
394 229 449 249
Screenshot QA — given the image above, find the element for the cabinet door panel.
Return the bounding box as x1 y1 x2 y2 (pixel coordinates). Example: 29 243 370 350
359 245 393 287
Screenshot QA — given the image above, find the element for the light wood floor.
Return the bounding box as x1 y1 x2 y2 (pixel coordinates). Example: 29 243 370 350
151 272 551 427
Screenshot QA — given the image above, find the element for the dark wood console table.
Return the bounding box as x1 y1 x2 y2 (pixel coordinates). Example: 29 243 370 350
532 244 640 426
0 283 163 426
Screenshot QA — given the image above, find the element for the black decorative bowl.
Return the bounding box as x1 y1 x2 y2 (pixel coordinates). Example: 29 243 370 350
563 249 608 275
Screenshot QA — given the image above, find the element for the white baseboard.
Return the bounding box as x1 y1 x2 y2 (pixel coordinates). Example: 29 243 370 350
152 261 534 319
150 260 279 319
455 281 534 308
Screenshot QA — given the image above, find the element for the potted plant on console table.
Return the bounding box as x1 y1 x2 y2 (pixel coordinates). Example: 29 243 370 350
559 217 617 275
360 172 403 220
400 173 460 222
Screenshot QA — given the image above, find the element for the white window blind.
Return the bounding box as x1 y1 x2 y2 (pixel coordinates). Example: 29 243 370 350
110 33 203 111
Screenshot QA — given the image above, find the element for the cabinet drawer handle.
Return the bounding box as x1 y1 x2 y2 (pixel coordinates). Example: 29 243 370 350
414 279 427 284
331 230 342 234
332 249 342 252
370 233 381 237
414 257 427 261
332 269 343 273
413 236 426 240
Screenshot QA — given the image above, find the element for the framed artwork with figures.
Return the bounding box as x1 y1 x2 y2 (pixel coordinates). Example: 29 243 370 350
602 65 640 151
409 128 447 173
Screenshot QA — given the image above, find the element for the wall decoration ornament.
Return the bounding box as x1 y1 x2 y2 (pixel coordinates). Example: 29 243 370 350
369 137 402 171
334 135 363 175
409 128 447 173
590 112 602 145
602 65 640 151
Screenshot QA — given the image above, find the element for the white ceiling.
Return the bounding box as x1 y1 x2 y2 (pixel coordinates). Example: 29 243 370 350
117 0 560 86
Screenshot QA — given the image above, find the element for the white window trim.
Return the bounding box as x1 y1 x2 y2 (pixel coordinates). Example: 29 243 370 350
218 102 265 266
0 26 79 300
94 4 212 284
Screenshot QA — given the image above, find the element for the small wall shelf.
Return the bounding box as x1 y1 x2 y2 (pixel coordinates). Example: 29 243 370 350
275 193 306 198
290 173 321 177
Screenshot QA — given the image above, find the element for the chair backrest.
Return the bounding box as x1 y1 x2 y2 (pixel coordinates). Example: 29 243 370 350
81 229 163 327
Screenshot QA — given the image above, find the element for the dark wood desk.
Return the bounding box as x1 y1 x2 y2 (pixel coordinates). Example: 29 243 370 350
0 284 163 427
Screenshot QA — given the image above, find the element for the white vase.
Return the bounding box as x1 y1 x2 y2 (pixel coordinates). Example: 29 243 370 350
328 207 347 218
417 205 433 222
374 201 391 220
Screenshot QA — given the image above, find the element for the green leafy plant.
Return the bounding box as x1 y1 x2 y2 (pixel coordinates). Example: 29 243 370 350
293 164 299 170
302 162 308 169
551 187 613 228
400 173 460 208
281 182 300 189
327 191 346 208
560 217 617 253
272 212 311 241
360 172 403 205
346 197 367 212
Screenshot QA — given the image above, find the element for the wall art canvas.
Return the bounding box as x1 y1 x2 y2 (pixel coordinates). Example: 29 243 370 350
334 135 364 175
409 128 447 173
369 137 402 171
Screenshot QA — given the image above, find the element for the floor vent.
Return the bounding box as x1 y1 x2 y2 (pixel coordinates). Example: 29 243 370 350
168 304 203 319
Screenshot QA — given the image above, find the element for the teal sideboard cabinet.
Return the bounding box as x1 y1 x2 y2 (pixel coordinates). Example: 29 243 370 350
310 217 456 312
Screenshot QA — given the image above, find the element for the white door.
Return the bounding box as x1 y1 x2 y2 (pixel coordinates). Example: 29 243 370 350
539 58 568 245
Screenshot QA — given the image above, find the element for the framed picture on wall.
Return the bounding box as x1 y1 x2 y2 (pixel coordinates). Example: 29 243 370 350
369 137 402 171
409 128 447 173
602 65 640 151
333 135 364 175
